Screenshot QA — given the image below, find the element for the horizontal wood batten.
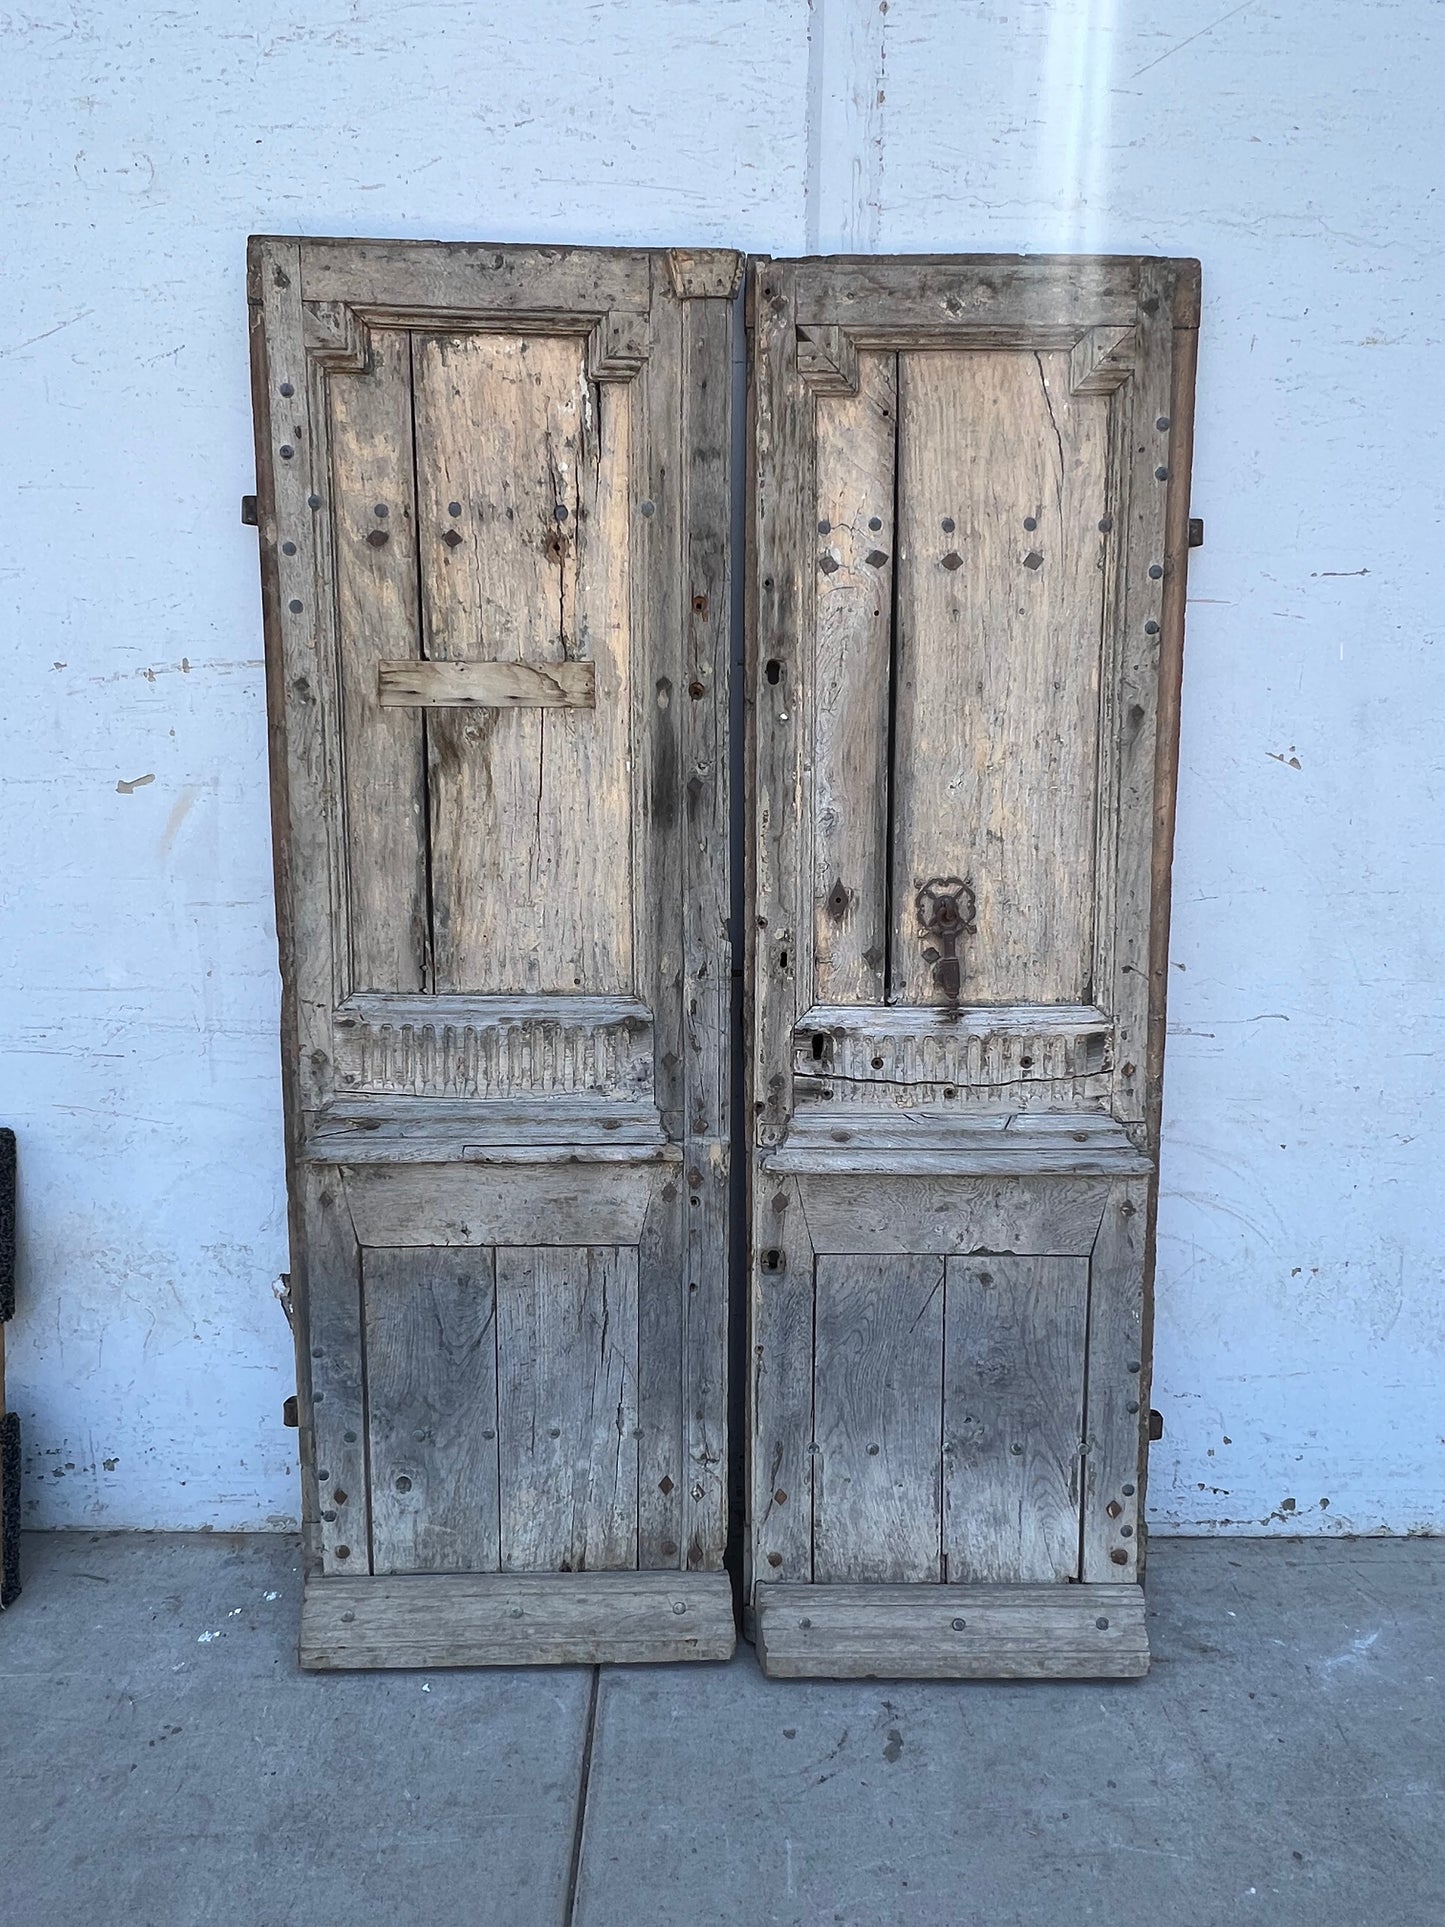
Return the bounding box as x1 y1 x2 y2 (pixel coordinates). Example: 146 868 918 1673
754 1582 1147 1680
301 1570 736 1669
377 661 596 708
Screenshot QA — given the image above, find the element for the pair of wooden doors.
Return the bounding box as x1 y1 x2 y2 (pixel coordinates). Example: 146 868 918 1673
249 238 1198 1677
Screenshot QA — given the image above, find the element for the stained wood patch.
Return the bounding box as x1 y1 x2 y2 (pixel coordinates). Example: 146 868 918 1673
363 1246 499 1574
754 1581 1147 1680
302 1569 735 1669
944 1256 1088 1583
378 660 596 708
495 1245 640 1571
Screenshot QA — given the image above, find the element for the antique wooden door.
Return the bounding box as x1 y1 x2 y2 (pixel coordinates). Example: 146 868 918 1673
746 254 1199 1677
250 240 738 1667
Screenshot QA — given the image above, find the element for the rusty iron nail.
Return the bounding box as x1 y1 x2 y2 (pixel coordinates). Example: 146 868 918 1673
279 381 294 397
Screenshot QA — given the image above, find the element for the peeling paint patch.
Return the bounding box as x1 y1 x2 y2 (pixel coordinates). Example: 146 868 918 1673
116 772 155 793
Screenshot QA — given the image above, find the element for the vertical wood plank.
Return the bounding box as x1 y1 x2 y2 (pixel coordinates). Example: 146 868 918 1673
679 286 733 1570
812 353 897 1004
636 1176 684 1569
813 1254 944 1583
1106 260 1181 1128
943 1255 1088 1583
1081 1179 1149 1582
748 260 810 1148
750 1177 816 1584
414 333 634 995
328 329 427 994
298 1165 370 1576
363 1246 499 1574
891 351 1109 1006
248 238 336 1120
496 1245 640 1572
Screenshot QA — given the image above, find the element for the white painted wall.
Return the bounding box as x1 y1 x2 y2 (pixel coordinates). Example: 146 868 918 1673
4 0 1440 1534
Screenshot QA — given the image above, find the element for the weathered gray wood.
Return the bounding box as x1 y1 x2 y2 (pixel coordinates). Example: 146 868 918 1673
635 1175 685 1568
1069 324 1135 394
788 255 1142 336
811 352 895 1004
496 1245 640 1572
308 1100 668 1157
1105 258 1189 1130
377 659 595 708
891 349 1109 1007
297 1166 369 1576
748 260 810 1152
753 1581 1147 1680
248 237 337 1118
363 1246 499 1575
329 993 654 1104
294 237 653 321
1081 1179 1149 1582
679 286 733 1571
944 1256 1088 1583
750 1177 816 1584
340 1162 661 1248
771 1118 1149 1179
414 330 634 996
327 329 428 995
794 1172 1110 1257
302 1569 735 1669
813 1255 943 1583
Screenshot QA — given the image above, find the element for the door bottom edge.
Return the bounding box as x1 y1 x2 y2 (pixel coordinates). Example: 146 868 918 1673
301 1568 736 1670
752 1581 1148 1680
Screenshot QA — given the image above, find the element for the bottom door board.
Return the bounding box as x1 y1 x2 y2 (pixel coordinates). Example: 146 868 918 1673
301 1569 736 1669
753 1581 1147 1680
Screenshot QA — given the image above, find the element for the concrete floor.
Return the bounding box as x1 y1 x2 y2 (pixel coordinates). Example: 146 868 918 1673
0 1535 1439 1927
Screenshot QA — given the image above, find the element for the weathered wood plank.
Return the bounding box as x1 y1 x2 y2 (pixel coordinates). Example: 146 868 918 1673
1106 258 1182 1128
327 330 428 995
891 350 1109 1007
679 285 733 1571
414 332 633 995
341 1162 660 1247
363 1246 499 1574
811 352 896 1004
302 1569 735 1669
748 260 810 1150
750 1177 816 1584
943 1256 1088 1583
795 1173 1110 1256
308 1101 668 1158
295 238 653 318
754 1581 1147 1680
1081 1179 1149 1582
496 1245 640 1572
298 1166 370 1576
813 1255 944 1583
788 255 1142 335
248 237 337 1117
377 659 595 708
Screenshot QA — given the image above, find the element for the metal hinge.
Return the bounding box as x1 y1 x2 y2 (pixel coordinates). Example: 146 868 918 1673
1148 1408 1164 1441
241 494 258 526
282 1395 298 1428
1187 516 1204 548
